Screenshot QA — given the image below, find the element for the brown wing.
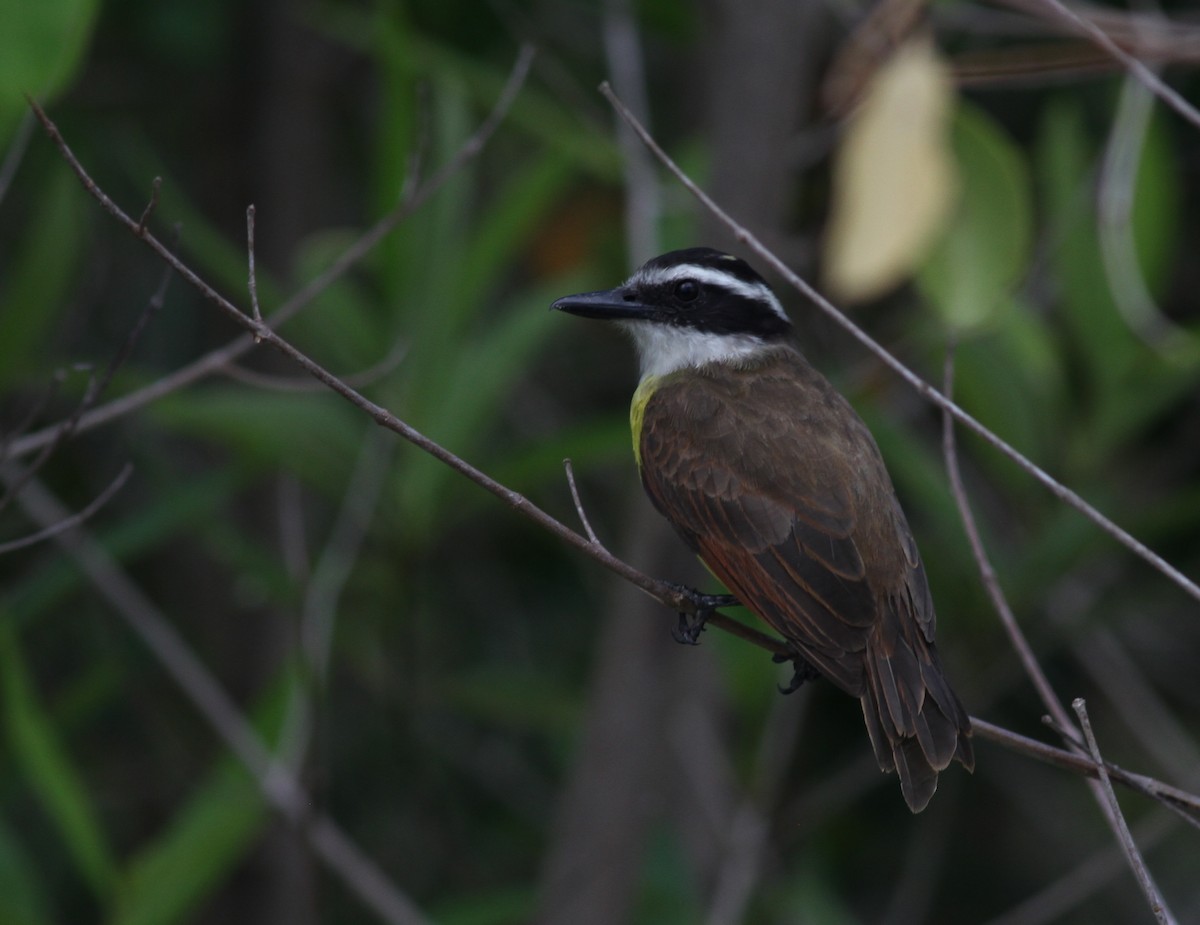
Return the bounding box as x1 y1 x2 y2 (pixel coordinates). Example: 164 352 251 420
638 348 973 811
637 351 893 696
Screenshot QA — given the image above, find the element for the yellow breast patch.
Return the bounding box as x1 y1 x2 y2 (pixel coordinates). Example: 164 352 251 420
629 374 661 469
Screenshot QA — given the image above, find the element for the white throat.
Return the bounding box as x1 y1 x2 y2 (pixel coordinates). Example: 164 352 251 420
623 322 772 379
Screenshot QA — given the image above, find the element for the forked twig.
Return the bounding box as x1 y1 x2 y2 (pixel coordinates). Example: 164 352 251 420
941 352 1074 733
563 458 601 545
1023 0 1200 131
0 463 133 555
1072 698 1177 924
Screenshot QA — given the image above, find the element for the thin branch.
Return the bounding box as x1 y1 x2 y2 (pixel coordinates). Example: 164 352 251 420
1073 627 1200 786
940 351 1074 733
562 458 601 545
7 44 536 464
1021 0 1200 131
7 472 433 925
0 244 172 515
220 338 408 392
246 204 263 327
1072 698 1177 924
970 718 1200 828
137 176 162 236
598 80 1200 607
0 463 133 555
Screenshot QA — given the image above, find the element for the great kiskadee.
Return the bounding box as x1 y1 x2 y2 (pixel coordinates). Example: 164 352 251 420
553 247 973 812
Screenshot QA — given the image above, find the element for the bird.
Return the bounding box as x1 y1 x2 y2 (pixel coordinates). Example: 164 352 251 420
552 247 973 812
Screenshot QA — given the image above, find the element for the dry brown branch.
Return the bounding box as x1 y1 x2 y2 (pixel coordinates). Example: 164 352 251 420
220 337 408 392
0 243 171 517
1018 0 1200 129
246 203 263 326
1073 698 1177 924
941 351 1071 727
562 458 601 546
0 462 132 555
939 352 1186 912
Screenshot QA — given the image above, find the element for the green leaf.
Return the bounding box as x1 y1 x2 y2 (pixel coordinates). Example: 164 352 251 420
397 283 564 531
1130 107 1181 294
0 169 87 384
110 764 267 925
1035 96 1136 400
0 624 117 900
0 0 100 137
0 814 54 925
431 887 535 925
148 389 361 486
917 101 1032 333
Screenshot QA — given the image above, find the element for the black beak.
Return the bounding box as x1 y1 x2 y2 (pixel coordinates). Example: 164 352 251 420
551 287 656 322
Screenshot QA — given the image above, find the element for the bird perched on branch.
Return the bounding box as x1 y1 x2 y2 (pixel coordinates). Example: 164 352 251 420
553 247 973 812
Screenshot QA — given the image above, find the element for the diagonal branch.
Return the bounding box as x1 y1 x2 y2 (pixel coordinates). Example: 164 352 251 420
598 80 1200 608
7 472 432 925
1072 698 1178 924
7 44 536 464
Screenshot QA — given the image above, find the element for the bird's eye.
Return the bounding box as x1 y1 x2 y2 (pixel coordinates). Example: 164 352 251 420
674 280 700 302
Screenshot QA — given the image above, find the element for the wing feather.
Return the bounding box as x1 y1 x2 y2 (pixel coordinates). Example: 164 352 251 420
637 347 973 810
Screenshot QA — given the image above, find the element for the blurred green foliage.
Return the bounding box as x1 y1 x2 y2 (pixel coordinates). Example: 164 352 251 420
1 1 1199 924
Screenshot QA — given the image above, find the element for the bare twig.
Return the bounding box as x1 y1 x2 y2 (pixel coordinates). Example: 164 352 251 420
1021 0 1200 131
562 458 601 545
8 473 433 925
1073 628 1200 787
136 176 162 235
971 718 1200 828
0 244 171 516
246 204 263 328
1072 698 1177 924
940 352 1074 733
0 463 132 555
8 45 536 464
598 80 1200 607
221 338 408 392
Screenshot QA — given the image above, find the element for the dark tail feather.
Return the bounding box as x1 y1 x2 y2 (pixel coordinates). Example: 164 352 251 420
861 627 973 812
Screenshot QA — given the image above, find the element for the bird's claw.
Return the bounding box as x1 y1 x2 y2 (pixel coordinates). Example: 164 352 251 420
777 655 821 694
666 583 738 646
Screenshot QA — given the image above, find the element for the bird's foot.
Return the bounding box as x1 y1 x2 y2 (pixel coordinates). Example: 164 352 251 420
665 583 738 646
775 651 821 694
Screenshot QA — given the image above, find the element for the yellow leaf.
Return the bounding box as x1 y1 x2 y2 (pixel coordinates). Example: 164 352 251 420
823 38 958 303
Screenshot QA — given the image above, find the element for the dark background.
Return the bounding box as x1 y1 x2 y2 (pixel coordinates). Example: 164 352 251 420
1 0 1199 923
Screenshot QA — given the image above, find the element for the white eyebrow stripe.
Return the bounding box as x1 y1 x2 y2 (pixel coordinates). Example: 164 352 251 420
632 264 788 322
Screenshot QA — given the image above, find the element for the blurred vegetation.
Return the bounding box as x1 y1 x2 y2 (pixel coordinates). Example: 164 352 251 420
1 1 1199 923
